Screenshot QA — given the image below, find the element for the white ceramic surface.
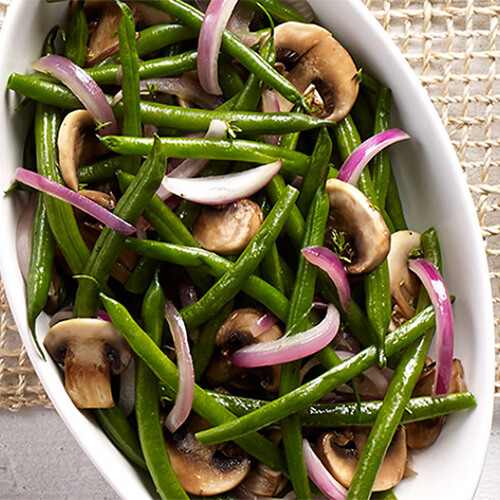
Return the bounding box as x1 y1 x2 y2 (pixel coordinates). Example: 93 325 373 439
0 1 494 499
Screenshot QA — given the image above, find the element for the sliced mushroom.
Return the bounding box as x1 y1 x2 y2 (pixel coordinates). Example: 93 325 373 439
57 110 97 191
406 358 467 450
204 308 282 392
317 426 407 491
273 22 359 122
165 415 251 495
388 230 422 319
43 318 132 408
192 200 263 255
326 179 390 274
78 189 117 210
241 462 287 497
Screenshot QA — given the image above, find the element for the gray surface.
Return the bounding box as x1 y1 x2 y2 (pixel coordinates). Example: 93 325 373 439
1 401 500 499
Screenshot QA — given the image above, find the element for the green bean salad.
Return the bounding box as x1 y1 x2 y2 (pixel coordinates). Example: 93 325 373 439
10 0 475 498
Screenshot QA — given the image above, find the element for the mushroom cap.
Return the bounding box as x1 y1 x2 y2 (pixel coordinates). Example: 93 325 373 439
326 179 390 274
205 308 282 392
274 22 359 122
317 426 407 491
57 110 96 191
192 200 263 255
406 358 467 450
165 415 251 495
242 461 286 497
388 230 422 319
43 318 132 408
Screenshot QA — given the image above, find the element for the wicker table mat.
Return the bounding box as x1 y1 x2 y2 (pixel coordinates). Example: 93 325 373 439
0 0 499 411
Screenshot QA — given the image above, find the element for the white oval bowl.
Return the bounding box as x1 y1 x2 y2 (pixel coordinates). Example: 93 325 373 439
0 1 494 499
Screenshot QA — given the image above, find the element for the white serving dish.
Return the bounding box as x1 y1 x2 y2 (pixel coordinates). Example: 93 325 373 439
0 0 494 498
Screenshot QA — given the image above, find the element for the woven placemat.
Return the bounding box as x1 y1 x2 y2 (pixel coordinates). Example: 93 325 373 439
0 0 499 411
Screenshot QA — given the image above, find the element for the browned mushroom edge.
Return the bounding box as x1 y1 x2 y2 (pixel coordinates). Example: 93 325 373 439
192 200 263 255
164 415 251 496
204 308 282 393
43 318 132 408
273 21 359 122
325 179 391 275
316 426 407 491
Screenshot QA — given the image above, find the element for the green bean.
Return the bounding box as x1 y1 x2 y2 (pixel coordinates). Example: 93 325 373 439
280 187 330 500
117 0 142 175
123 239 290 323
7 75 331 134
100 292 287 473
136 271 188 500
351 89 375 141
102 135 310 175
372 87 392 207
192 301 234 381
180 186 298 329
194 304 435 446
78 156 125 184
87 50 199 85
365 260 391 366
385 170 407 231
261 243 285 295
105 24 196 65
371 490 398 500
206 391 477 426
140 0 309 108
360 71 381 94
64 1 88 66
35 103 90 274
297 127 332 216
26 195 55 358
73 140 166 318
347 328 433 499
125 255 158 295
232 35 275 112
218 58 245 98
244 0 310 23
94 406 146 469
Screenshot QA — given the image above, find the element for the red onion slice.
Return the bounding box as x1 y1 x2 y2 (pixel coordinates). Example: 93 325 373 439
198 0 239 95
248 312 279 337
16 194 37 282
164 300 195 432
232 304 340 368
261 90 281 146
409 258 454 396
32 54 117 135
337 129 410 185
302 246 351 314
157 119 228 201
161 160 282 205
113 78 223 109
302 439 347 500
15 168 136 235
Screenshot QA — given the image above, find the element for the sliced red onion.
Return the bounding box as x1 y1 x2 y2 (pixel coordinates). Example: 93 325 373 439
16 194 37 282
135 216 151 240
302 439 347 500
248 312 279 338
119 358 136 417
32 55 117 135
232 304 340 368
337 129 410 185
164 300 195 432
15 168 136 235
409 258 454 396
261 90 281 146
302 246 351 314
113 78 223 109
198 0 239 95
157 119 228 201
162 160 282 205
